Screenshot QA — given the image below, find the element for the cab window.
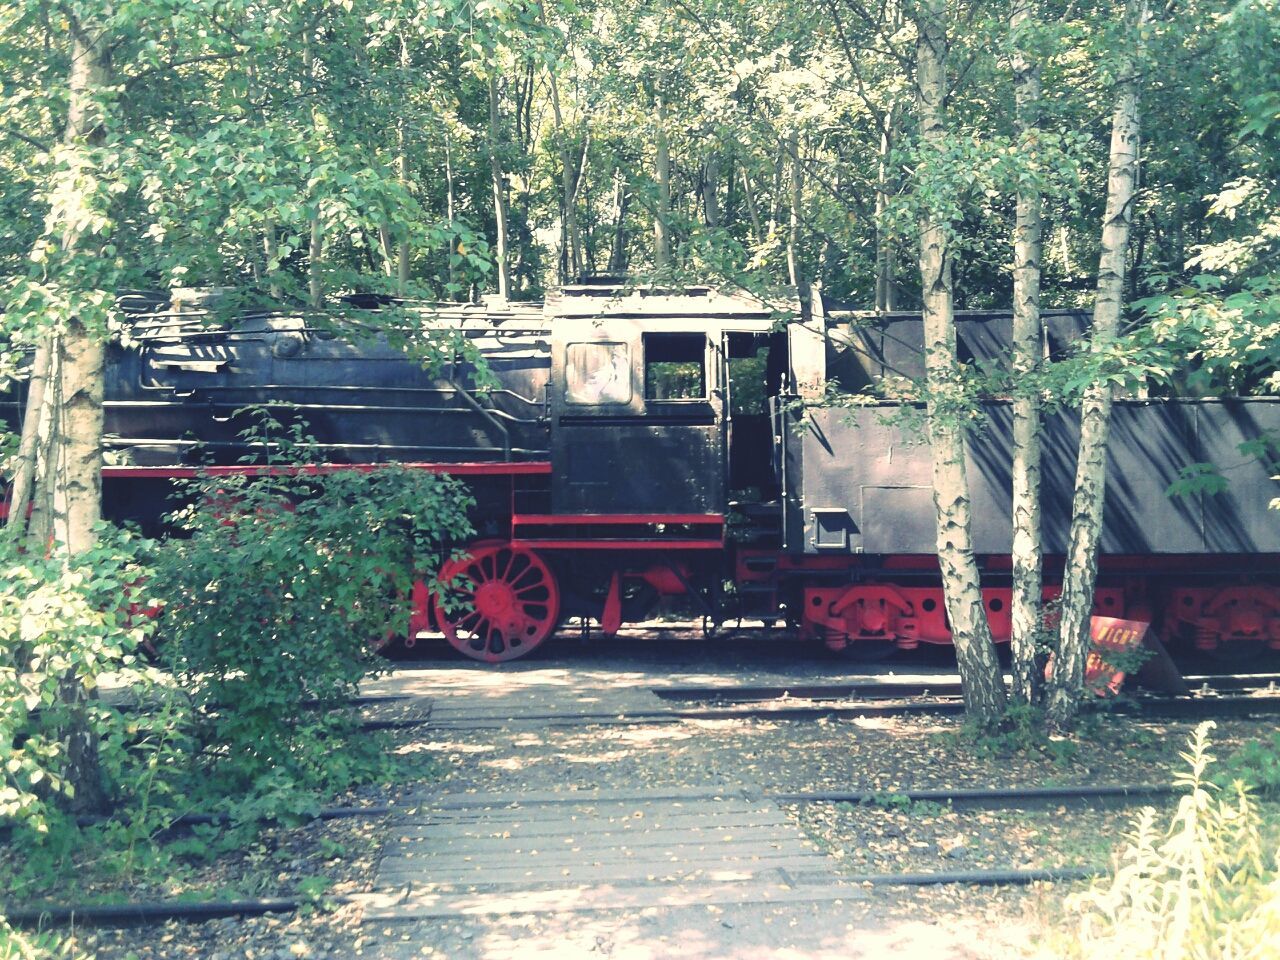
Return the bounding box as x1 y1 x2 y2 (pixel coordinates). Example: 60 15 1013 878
644 333 706 401
565 341 632 404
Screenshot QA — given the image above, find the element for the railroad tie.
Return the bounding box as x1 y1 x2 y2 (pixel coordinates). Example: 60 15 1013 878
357 787 862 920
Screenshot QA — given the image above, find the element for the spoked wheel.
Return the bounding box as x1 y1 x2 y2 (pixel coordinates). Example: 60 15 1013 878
431 542 561 663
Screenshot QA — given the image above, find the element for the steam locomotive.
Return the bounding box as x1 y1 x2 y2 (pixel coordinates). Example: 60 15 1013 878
3 283 1278 662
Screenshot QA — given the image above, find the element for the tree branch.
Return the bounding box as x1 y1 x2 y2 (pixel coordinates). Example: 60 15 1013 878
124 52 242 90
3 125 52 153
823 0 889 132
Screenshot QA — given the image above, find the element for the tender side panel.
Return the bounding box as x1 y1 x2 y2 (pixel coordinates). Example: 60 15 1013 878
795 399 1280 556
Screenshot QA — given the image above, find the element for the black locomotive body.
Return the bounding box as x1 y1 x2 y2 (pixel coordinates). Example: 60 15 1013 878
3 284 1278 662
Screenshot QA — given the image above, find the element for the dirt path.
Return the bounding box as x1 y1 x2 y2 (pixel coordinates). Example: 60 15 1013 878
78 640 1273 960
353 650 1066 959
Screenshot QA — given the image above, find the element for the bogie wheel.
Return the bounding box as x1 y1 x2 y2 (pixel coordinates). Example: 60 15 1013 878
431 542 561 663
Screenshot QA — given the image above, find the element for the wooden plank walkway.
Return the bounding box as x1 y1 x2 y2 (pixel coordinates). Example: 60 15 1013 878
360 788 862 920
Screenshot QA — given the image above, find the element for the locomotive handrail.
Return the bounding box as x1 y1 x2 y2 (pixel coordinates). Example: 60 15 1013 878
447 378 511 460
132 381 547 411
101 437 546 457
104 398 544 426
127 323 550 341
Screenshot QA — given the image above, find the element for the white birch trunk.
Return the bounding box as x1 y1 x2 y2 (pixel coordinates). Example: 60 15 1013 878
915 0 1006 724
741 167 763 244
304 34 324 309
1009 0 1045 705
445 136 458 296
396 34 410 292
874 107 899 311
653 96 671 270
6 340 52 529
378 223 396 278
488 73 512 299
787 136 808 308
53 330 104 558
1046 0 1149 728
46 22 111 812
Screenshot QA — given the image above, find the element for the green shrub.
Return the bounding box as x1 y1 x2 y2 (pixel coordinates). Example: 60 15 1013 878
0 524 166 834
150 451 473 797
0 918 87 960
1217 731 1280 800
1065 721 1280 958
3 412 473 895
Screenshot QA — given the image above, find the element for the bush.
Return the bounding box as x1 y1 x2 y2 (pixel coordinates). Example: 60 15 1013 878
1065 721 1280 958
3 412 473 895
1217 731 1280 800
0 918 86 960
150 456 473 797
0 524 166 834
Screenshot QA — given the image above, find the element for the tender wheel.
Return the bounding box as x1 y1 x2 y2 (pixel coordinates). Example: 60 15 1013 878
431 542 560 663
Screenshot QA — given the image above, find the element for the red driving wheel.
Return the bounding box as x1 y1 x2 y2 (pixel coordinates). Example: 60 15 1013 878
431 541 560 663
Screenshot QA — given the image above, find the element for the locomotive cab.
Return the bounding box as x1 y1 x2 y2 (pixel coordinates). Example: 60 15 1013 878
546 285 798 520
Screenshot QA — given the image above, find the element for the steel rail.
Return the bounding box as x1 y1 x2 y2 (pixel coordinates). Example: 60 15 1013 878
418 690 1280 731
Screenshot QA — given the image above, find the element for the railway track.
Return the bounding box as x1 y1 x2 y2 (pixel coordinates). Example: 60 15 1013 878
2 781 1178 927
421 673 1280 731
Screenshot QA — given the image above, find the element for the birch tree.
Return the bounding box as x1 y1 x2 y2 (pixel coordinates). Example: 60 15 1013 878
653 94 672 269
12 6 117 812
913 0 1007 725
1046 0 1151 729
1008 0 1046 706
488 72 513 298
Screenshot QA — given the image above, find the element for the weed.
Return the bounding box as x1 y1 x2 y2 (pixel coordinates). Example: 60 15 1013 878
0 919 88 960
1216 731 1280 799
951 703 1081 766
1058 721 1280 959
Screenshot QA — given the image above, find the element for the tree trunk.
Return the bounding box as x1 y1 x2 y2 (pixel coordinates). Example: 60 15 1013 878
46 22 112 813
741 167 763 244
571 131 590 279
52 331 104 558
874 106 899 311
303 33 324 309
547 65 579 283
1009 0 1045 706
396 35 411 293
378 223 396 278
768 147 784 233
25 344 59 549
488 73 512 299
263 223 282 300
704 153 721 228
653 95 671 270
786 136 810 312
6 340 52 529
445 136 458 297
308 216 324 309
609 168 629 274
914 0 1006 725
1045 0 1149 729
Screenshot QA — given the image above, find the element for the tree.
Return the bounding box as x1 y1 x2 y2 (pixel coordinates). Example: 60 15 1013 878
912 0 1008 725
1 0 491 810
1008 0 1046 706
1046 0 1151 729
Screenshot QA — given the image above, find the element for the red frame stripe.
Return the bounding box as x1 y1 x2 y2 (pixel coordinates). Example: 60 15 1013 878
512 540 725 550
512 513 724 526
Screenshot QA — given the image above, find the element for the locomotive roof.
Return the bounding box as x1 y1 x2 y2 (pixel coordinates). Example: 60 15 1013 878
544 284 789 322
